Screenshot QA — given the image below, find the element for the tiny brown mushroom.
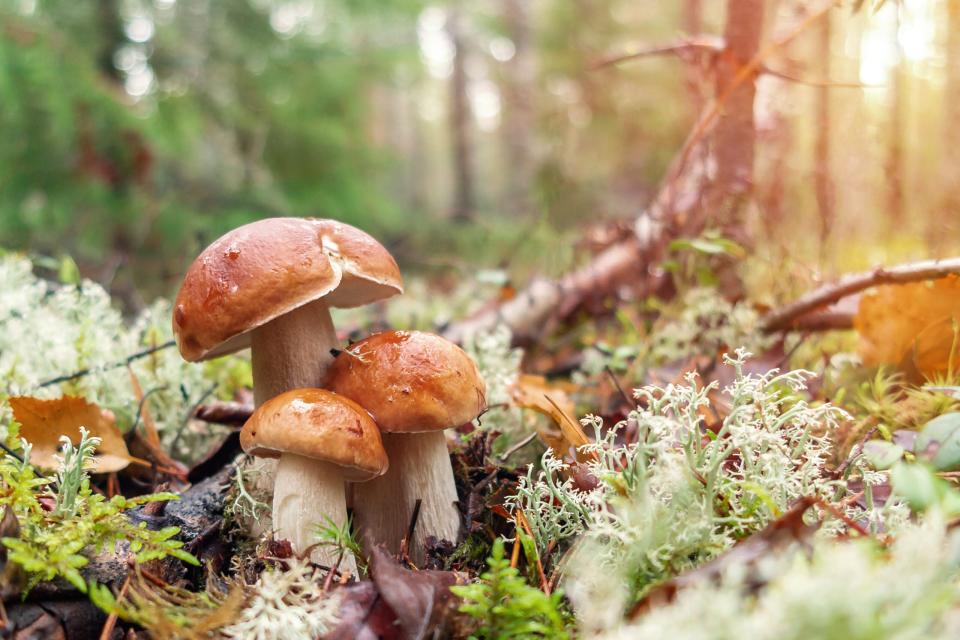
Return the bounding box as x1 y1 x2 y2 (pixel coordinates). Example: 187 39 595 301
325 330 487 564
241 388 387 570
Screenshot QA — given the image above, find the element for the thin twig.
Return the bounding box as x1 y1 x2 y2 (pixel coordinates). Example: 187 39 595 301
36 339 176 388
98 572 132 640
604 365 636 408
498 431 539 463
405 498 423 553
593 36 724 69
515 509 551 595
762 257 960 332
761 65 877 88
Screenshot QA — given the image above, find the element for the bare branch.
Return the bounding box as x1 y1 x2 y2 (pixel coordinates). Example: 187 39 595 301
592 35 724 69
761 257 960 332
761 64 879 88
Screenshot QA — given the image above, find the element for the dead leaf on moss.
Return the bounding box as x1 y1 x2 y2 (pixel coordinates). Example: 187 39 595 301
854 275 960 377
510 374 590 456
9 396 141 473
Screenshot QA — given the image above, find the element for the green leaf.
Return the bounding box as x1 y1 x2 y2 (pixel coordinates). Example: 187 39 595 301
916 413 960 471
863 440 905 470
891 462 941 512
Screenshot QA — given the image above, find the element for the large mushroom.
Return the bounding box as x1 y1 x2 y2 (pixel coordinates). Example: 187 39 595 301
172 217 402 565
325 330 486 563
241 389 388 570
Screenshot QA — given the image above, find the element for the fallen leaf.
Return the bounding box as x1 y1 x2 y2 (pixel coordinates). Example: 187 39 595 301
510 374 590 456
9 396 140 473
369 545 465 640
855 275 960 377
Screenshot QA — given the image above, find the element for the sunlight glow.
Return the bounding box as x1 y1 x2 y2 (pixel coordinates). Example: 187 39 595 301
859 0 937 87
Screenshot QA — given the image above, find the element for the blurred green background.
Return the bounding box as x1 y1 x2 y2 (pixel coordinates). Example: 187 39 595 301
1 0 957 309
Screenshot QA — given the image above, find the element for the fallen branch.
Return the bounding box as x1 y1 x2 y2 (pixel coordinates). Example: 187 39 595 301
36 339 177 388
761 257 960 332
194 401 253 427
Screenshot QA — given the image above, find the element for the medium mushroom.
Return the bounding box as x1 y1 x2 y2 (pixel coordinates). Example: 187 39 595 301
241 388 388 569
172 217 402 565
325 330 486 563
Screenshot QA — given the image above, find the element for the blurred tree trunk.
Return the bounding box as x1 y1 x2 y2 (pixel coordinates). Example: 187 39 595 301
813 10 834 262
446 0 768 342
96 0 124 84
682 0 705 111
448 3 475 221
941 0 960 230
886 6 905 224
500 0 536 216
705 0 763 245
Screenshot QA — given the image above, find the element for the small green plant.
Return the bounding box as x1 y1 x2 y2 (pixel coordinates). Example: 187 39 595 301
0 429 197 593
315 514 365 573
453 538 571 640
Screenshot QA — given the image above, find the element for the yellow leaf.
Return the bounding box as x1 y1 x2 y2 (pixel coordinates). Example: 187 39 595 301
9 396 140 473
855 275 960 377
510 374 590 456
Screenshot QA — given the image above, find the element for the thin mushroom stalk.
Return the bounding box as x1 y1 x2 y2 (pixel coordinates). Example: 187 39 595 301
353 431 460 560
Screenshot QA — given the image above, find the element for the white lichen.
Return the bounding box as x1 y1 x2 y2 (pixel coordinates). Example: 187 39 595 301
222 558 341 640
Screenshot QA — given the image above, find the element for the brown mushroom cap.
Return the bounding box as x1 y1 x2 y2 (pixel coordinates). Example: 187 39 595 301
325 330 487 434
240 388 388 481
172 217 403 362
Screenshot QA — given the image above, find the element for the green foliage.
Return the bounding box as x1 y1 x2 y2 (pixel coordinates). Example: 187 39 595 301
453 538 571 640
315 514 365 574
0 431 197 594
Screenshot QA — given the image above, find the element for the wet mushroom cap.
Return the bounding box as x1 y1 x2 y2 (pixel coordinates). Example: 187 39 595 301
240 388 388 482
325 330 487 433
172 217 403 362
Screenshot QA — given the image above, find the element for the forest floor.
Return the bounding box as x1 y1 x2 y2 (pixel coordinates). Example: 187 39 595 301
1 242 960 639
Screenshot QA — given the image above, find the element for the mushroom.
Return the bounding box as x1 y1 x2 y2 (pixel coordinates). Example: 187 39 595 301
240 388 388 569
325 330 486 563
172 217 402 568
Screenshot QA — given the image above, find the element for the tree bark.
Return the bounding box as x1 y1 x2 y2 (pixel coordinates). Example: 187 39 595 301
448 3 475 221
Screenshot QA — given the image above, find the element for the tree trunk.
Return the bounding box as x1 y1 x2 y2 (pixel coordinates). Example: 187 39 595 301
813 9 835 263
939 0 960 250
446 0 767 343
682 0 706 112
500 0 537 216
448 3 475 221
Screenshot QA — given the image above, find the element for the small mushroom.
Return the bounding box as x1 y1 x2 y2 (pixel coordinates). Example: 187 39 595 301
325 330 486 563
172 217 402 569
241 388 388 570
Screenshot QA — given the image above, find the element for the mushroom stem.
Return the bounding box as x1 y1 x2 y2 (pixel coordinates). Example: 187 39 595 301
250 299 352 567
352 431 460 564
251 298 339 406
274 454 357 575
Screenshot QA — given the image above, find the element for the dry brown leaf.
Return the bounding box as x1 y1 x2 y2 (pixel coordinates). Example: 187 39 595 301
855 275 960 377
9 396 140 473
510 374 590 457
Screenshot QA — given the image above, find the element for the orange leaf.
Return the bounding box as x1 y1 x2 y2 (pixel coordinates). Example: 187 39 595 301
9 396 140 473
510 374 590 457
855 275 960 377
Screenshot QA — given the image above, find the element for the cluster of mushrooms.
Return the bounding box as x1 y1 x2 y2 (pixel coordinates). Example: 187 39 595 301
171 217 487 573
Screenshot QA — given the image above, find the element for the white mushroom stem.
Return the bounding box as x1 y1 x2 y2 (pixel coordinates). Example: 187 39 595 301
250 299 356 574
352 431 460 565
251 299 339 405
274 455 349 571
